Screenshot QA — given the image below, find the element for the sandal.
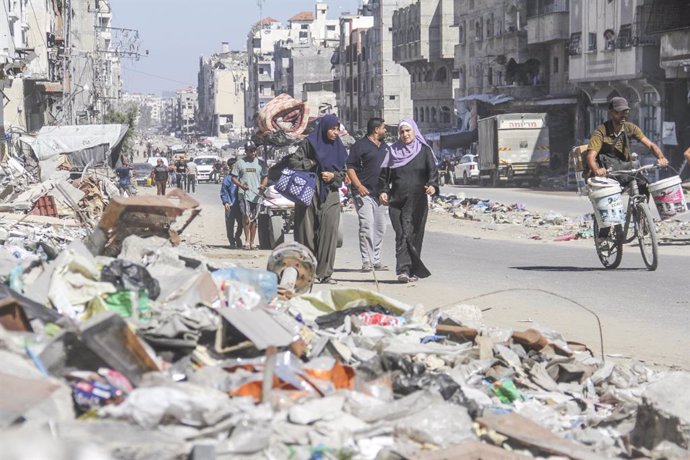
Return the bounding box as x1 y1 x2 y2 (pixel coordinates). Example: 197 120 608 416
319 276 337 285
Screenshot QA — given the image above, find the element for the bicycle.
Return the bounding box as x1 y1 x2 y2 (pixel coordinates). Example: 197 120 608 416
592 163 659 271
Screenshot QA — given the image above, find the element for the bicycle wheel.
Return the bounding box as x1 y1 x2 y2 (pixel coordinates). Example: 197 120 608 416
593 220 623 269
634 202 658 271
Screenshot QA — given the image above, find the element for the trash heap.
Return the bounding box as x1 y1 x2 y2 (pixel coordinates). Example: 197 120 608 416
432 194 594 241
433 193 690 243
0 194 688 460
0 126 128 227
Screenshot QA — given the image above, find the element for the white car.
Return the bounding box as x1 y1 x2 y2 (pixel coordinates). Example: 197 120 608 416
193 155 220 182
454 154 479 185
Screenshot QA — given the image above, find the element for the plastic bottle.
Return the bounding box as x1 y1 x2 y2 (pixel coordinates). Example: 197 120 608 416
212 267 278 304
8 265 23 292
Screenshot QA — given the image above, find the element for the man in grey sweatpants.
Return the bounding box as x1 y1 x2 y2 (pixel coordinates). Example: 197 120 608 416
346 117 389 271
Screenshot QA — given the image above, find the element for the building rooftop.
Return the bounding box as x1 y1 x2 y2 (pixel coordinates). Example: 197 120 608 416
256 17 279 26
289 11 314 22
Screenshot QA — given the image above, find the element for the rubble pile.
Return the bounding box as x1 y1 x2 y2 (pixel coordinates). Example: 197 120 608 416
0 195 688 460
433 194 690 243
432 194 593 241
0 123 130 227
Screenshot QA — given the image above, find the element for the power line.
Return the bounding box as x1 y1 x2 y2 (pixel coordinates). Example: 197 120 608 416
122 65 194 85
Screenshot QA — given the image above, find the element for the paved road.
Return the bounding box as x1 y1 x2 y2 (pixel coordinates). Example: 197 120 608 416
190 181 690 369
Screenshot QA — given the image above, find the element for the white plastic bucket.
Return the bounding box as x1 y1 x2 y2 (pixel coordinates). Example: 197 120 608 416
648 175 687 220
589 184 624 228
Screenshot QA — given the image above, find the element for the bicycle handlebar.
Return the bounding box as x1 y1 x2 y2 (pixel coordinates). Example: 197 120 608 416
606 163 659 176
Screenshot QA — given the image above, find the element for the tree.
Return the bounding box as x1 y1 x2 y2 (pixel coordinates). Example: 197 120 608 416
104 104 138 161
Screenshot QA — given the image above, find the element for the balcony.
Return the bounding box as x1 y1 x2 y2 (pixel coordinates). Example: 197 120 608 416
527 12 569 45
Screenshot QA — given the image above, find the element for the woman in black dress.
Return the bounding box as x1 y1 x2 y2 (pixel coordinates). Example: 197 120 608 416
379 118 438 283
284 114 347 284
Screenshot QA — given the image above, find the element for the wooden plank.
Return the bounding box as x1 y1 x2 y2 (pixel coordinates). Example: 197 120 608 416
477 413 608 460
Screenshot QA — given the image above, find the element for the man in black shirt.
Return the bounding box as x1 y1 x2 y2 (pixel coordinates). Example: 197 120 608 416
346 117 389 271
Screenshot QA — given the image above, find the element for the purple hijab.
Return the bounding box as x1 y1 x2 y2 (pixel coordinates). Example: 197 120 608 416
385 118 431 168
307 114 348 172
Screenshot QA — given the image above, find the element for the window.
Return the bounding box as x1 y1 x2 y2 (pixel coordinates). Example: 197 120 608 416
643 90 657 140
487 66 493 85
327 25 336 31
414 107 418 120
441 106 451 124
299 31 308 39
568 32 582 55
300 24 309 30
389 95 396 100
553 56 559 74
616 24 633 48
458 25 465 44
419 107 425 122
588 32 597 52
475 21 482 41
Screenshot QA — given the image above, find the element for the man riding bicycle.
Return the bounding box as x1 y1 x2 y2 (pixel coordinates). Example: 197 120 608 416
586 97 668 195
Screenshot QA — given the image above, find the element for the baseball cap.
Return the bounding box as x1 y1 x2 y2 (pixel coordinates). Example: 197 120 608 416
244 140 257 151
609 97 630 112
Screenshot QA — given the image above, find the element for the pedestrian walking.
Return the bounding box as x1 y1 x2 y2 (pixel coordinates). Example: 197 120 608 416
175 158 187 189
185 159 198 193
220 158 244 249
346 117 389 272
115 161 135 197
379 118 438 283
280 114 347 284
232 141 268 250
151 158 170 196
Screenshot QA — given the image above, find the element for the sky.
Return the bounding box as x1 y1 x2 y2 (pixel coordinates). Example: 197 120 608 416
111 0 362 95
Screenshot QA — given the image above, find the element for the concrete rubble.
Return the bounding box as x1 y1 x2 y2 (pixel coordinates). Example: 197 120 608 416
432 193 690 243
0 193 688 459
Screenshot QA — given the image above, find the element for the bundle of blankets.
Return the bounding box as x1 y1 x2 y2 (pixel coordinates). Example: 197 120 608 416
254 94 310 146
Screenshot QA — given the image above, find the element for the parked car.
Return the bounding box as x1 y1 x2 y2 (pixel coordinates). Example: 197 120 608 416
133 162 154 186
193 155 220 183
454 154 479 185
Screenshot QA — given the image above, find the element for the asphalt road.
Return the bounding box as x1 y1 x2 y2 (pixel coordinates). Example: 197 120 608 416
190 181 690 369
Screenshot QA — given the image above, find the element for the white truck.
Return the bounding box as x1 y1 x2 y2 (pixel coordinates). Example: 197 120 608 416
477 113 550 187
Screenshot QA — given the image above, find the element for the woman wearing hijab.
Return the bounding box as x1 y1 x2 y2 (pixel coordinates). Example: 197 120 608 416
285 114 348 284
379 118 439 283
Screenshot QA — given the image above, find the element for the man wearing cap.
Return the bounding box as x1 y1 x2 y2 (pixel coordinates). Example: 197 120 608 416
232 141 268 249
586 97 668 192
220 157 243 249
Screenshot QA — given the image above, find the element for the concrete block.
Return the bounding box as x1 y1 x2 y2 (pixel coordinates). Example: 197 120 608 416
632 372 690 450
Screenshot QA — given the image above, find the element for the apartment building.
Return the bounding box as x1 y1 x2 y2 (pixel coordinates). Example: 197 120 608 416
392 0 457 134
198 44 248 138
175 88 198 137
245 3 341 127
335 11 374 133
569 0 664 144
365 0 413 128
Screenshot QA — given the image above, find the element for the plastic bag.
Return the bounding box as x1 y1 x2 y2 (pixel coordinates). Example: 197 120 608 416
101 260 160 300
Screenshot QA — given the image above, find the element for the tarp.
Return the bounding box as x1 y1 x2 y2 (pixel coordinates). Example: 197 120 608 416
20 124 128 163
440 130 478 150
19 124 128 180
455 94 514 106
